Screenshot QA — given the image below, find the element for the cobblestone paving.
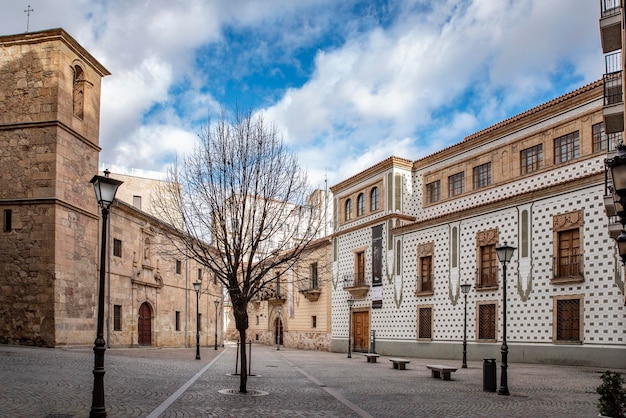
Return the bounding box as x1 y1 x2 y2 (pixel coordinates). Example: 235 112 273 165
0 343 621 417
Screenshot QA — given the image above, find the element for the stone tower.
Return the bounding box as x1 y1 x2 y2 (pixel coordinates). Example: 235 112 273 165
0 29 110 346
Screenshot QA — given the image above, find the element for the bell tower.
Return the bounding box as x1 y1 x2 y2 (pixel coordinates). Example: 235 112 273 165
0 28 110 346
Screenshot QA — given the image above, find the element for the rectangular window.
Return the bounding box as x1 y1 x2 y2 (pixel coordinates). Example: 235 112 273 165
592 123 607 153
3 209 12 232
113 238 122 258
555 298 581 342
555 229 581 278
417 307 432 339
133 195 142 210
114 305 122 331
554 131 580 164
176 260 182 274
310 262 318 289
198 269 202 282
473 163 491 190
418 256 433 293
478 303 496 340
356 251 365 286
275 275 281 299
175 311 180 331
256 315 260 325
478 245 497 287
426 180 441 203
448 172 464 197
520 144 543 175
312 315 317 328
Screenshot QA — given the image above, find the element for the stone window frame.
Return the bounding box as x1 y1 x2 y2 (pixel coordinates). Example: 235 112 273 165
175 260 182 274
552 294 584 344
472 162 492 190
552 210 584 284
425 180 441 204
553 131 580 164
356 193 365 216
417 304 434 341
448 171 465 197
370 187 380 212
3 209 12 232
345 198 352 221
475 228 499 291
520 143 543 175
312 315 317 329
113 238 122 258
175 311 181 331
416 242 434 296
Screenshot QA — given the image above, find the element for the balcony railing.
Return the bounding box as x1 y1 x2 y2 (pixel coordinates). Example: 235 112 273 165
553 254 583 279
604 71 623 106
475 266 498 288
601 0 622 17
343 273 369 288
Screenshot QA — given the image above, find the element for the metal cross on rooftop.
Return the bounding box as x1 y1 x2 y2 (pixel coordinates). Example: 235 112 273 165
24 5 34 32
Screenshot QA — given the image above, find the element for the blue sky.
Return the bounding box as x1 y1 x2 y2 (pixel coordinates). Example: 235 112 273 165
0 0 603 188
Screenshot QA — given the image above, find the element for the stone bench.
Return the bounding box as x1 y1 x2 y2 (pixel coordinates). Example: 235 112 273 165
426 364 458 381
389 358 411 370
363 353 380 363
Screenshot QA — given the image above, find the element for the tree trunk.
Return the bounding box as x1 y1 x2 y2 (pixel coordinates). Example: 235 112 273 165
233 301 249 393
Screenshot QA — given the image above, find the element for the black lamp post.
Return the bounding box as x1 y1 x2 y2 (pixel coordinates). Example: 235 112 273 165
193 282 201 360
495 241 516 396
214 299 219 350
347 298 354 358
89 170 122 418
460 282 472 369
276 306 282 350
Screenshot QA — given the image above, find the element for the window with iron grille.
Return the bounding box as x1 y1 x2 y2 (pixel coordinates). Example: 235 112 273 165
357 193 365 216
345 199 352 221
418 307 432 339
554 131 580 164
312 315 317 328
478 245 497 287
370 187 379 211
175 311 180 331
478 303 496 340
113 239 122 257
175 260 182 274
114 305 122 331
555 229 581 278
418 256 433 293
520 144 543 175
448 172 464 197
556 298 581 342
426 180 440 203
473 163 491 190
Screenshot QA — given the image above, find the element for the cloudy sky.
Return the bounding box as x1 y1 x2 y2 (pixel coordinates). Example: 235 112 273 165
1 0 603 188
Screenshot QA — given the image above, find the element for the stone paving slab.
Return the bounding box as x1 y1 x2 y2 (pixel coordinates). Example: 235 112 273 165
0 343 622 417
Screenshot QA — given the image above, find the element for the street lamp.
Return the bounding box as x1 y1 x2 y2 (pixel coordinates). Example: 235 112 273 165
347 298 354 358
193 282 201 360
460 282 472 369
605 143 626 263
276 306 282 350
89 169 122 418
495 241 516 396
214 299 220 350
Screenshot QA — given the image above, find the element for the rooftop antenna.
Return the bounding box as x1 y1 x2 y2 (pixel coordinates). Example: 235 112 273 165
24 5 34 32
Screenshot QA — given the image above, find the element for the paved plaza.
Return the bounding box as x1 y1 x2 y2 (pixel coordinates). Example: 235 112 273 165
0 342 619 417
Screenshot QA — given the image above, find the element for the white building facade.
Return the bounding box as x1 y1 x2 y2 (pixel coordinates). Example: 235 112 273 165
330 80 626 368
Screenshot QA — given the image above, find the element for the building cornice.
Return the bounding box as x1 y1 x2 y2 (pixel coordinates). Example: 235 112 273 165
0 28 110 77
332 212 416 238
330 156 413 194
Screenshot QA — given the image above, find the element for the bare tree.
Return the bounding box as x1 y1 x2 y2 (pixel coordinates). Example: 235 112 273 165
154 109 325 393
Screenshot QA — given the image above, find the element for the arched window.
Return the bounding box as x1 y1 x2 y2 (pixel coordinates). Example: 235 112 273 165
370 187 379 212
73 65 85 119
357 193 365 216
345 199 352 221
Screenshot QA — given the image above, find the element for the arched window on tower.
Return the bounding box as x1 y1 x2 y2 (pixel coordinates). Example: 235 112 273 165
73 65 85 119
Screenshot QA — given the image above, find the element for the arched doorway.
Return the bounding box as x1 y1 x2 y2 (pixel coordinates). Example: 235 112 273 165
138 302 152 346
274 317 283 345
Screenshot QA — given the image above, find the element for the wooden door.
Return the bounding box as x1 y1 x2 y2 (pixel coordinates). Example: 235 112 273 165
352 311 369 352
138 302 152 346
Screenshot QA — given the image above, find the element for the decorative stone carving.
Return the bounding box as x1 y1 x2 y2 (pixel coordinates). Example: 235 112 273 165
476 228 499 247
417 242 434 257
553 210 584 231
